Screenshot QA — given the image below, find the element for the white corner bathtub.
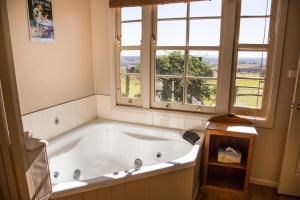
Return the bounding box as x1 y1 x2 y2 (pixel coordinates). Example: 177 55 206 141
47 120 205 199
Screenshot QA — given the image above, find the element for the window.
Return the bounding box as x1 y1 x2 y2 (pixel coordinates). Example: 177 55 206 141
116 7 142 106
152 1 222 112
114 0 283 121
231 0 274 116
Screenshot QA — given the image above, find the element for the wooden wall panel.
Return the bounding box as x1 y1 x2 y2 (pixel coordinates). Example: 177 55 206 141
52 167 197 200
67 194 82 200
136 179 150 200
82 191 98 200
98 187 111 200
111 184 125 200
124 181 139 200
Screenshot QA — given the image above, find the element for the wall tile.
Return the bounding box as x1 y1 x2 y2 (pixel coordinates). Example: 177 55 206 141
137 111 153 125
22 115 32 133
28 110 51 140
169 117 185 130
184 119 203 130
152 115 169 128
97 95 111 119
22 96 97 140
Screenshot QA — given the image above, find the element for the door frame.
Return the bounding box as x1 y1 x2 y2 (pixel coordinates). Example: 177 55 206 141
0 0 32 199
278 54 300 196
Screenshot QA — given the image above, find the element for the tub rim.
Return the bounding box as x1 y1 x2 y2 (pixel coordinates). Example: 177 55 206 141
48 119 205 199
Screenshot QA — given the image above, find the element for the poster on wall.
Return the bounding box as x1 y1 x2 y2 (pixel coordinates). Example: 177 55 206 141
27 0 54 42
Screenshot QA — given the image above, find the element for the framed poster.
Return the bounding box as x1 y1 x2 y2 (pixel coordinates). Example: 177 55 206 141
27 0 54 42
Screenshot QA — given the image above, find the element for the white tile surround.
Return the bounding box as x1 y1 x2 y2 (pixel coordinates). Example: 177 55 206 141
97 95 209 131
22 96 97 140
22 94 209 141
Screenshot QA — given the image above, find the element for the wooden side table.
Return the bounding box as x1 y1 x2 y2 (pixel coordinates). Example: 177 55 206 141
201 114 257 199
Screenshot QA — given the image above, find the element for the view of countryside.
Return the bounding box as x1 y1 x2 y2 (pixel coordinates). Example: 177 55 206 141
120 51 266 108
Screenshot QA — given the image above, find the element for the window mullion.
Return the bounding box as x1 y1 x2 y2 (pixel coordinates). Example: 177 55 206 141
141 6 151 108
183 3 190 105
215 0 238 114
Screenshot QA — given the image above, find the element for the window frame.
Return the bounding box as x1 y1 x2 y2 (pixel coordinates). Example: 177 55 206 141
230 0 278 117
115 7 143 107
150 2 225 113
113 0 288 127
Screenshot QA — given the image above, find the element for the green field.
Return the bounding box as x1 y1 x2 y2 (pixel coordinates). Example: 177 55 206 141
121 72 264 108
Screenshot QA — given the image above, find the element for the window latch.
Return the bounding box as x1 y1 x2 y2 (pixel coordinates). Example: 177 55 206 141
166 103 171 109
128 99 133 104
197 106 202 111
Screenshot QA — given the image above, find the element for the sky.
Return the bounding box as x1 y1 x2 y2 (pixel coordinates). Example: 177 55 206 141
121 0 271 58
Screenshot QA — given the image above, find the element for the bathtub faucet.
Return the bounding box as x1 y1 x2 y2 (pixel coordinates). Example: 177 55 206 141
134 158 143 169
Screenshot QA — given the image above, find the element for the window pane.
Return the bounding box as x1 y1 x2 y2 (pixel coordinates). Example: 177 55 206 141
188 51 218 77
158 3 187 19
187 79 217 106
237 51 267 78
189 19 221 46
120 50 140 74
234 79 264 108
121 75 141 99
121 7 142 21
190 0 222 17
239 18 270 44
156 51 184 75
157 20 186 46
241 0 272 16
155 78 183 103
122 22 141 46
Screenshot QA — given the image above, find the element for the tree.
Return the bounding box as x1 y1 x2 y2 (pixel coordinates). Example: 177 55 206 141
156 51 216 105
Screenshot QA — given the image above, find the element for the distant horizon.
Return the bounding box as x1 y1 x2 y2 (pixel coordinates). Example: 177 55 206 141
121 55 267 66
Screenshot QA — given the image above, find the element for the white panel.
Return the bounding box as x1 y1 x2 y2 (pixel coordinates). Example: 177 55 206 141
22 96 97 140
184 119 202 130
137 111 153 125
30 110 51 140
21 115 32 133
97 95 112 119
153 115 169 127
168 117 184 130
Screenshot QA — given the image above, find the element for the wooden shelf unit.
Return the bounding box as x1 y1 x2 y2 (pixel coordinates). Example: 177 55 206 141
201 114 257 199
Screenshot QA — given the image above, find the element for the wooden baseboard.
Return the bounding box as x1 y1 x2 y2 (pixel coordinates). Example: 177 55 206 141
250 177 278 188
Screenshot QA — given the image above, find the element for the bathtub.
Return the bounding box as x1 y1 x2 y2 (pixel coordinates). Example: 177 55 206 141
47 120 205 200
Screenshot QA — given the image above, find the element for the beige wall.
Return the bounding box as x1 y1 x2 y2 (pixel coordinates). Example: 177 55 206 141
93 0 300 185
7 0 95 115
92 0 113 95
251 0 300 185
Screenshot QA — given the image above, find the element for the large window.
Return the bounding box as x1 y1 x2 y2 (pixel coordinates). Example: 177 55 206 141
151 1 222 112
116 7 142 106
231 0 273 116
115 0 282 120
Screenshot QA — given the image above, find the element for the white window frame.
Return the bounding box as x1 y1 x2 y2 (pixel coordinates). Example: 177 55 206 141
115 7 143 107
230 0 278 117
150 2 225 114
113 0 288 127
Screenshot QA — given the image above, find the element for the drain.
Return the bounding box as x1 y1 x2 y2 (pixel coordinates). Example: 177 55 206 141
73 169 81 180
134 158 143 169
53 171 59 179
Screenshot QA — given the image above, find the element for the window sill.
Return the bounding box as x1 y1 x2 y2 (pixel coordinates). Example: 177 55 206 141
111 104 274 129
